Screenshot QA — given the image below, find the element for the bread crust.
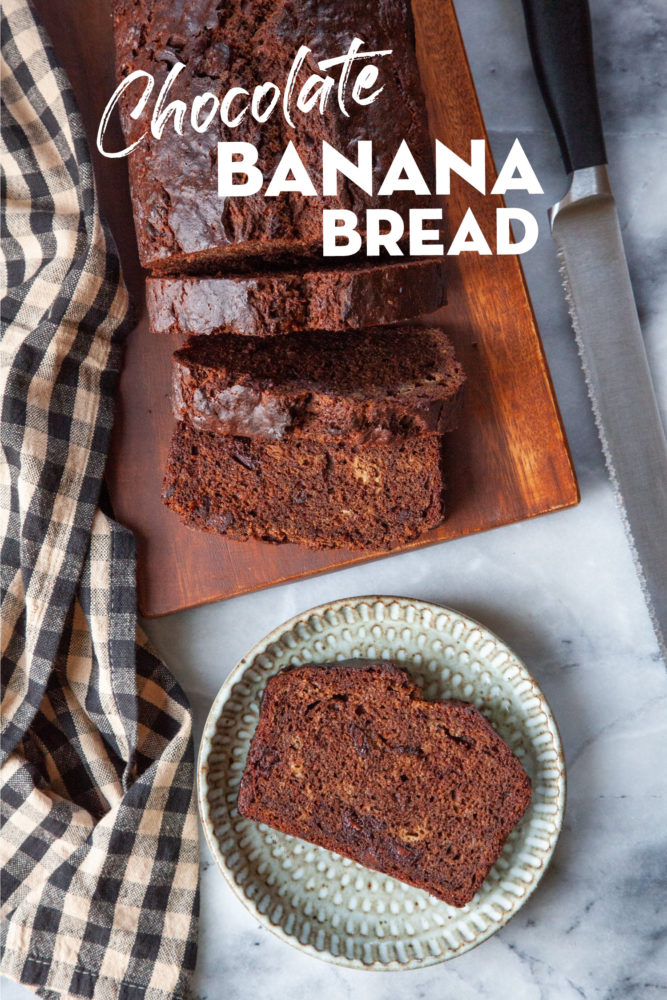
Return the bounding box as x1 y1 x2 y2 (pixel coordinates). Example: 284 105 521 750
171 326 465 443
147 260 447 337
111 0 434 271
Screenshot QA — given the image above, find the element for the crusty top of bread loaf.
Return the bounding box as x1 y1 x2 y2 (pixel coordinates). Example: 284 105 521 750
146 258 447 337
111 0 434 271
172 326 465 442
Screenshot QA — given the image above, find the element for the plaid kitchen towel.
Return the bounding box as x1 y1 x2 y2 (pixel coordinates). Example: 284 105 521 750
1 2 199 998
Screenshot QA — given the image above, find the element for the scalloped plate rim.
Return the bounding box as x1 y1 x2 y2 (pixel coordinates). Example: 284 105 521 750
198 595 566 970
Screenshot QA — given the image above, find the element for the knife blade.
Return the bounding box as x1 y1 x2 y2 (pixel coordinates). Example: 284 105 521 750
520 0 667 659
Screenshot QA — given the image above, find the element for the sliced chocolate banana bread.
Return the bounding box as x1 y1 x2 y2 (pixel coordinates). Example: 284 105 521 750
237 660 532 907
147 259 447 338
172 326 464 442
162 423 445 549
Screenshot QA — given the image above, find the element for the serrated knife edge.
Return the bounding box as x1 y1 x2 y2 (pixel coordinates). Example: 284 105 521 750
550 166 667 659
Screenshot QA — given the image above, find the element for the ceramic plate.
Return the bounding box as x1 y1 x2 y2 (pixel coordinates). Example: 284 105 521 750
198 597 565 970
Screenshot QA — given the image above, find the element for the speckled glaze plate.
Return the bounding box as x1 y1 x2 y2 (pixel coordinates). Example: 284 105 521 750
198 597 565 970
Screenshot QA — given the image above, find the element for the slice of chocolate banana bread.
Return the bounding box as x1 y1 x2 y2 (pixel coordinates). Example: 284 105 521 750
172 326 464 442
237 661 532 907
162 423 445 549
147 259 447 338
111 0 434 272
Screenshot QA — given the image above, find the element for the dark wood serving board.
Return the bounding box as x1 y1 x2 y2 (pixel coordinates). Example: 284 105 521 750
36 0 579 617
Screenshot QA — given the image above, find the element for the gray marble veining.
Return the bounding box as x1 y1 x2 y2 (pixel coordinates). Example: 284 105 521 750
4 2 666 998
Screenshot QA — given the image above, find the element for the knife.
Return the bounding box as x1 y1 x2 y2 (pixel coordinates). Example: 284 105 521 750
520 0 667 660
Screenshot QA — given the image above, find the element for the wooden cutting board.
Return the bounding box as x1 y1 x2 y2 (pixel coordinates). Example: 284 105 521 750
36 0 579 617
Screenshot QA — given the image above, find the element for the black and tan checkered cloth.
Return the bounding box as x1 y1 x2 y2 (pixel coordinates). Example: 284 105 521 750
1 2 199 997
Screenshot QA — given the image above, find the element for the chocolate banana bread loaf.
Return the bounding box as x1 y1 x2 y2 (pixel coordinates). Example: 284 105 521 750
237 661 532 907
172 326 465 442
162 423 445 549
111 0 434 272
147 259 447 337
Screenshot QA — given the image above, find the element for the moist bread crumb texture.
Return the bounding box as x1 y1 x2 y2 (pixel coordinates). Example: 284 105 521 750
162 424 445 550
237 661 533 907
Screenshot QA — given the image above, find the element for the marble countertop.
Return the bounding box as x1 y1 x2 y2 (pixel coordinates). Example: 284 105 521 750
6 1 666 998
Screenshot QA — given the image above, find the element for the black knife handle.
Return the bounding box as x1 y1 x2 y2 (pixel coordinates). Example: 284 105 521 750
520 0 607 173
